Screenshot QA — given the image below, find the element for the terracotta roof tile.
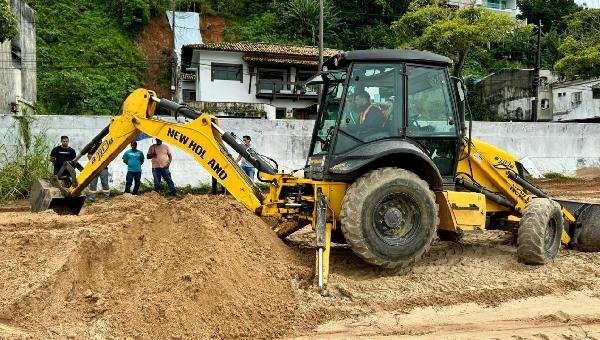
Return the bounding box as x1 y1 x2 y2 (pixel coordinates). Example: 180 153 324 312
242 55 321 66
184 41 339 57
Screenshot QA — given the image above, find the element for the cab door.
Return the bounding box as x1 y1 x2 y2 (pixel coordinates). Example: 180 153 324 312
405 65 461 178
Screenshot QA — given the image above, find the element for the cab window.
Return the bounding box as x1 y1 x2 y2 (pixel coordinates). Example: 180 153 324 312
334 63 404 154
406 66 457 137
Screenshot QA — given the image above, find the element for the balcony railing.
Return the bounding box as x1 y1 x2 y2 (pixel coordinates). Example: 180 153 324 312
256 80 320 99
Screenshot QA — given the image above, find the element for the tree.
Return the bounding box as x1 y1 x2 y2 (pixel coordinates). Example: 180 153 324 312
554 9 600 79
517 0 580 32
392 4 522 77
0 0 18 43
275 0 341 46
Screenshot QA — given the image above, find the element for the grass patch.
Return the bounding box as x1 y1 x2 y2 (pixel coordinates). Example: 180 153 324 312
0 132 52 203
543 172 574 180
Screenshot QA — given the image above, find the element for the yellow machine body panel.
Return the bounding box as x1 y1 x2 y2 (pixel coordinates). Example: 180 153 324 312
456 138 526 213
437 191 486 232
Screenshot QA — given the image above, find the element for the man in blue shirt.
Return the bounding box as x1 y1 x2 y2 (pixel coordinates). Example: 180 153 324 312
122 141 144 195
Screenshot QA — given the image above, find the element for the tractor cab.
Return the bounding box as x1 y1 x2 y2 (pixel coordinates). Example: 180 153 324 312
305 50 465 188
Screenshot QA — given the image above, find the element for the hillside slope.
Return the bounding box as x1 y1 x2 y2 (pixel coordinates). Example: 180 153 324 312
30 0 166 115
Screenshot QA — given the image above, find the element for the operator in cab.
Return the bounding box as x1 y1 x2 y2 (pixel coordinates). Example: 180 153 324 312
353 90 387 130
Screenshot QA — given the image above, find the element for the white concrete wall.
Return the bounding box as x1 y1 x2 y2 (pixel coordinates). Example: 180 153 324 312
471 121 600 176
1 115 599 190
0 115 314 190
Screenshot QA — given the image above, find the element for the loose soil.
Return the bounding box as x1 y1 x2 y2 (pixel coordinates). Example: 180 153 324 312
1 177 599 339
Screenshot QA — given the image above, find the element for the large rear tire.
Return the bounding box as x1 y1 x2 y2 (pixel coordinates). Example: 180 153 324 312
517 198 563 265
340 168 438 268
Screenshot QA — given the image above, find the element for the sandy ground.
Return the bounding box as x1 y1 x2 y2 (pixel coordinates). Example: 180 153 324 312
0 177 599 339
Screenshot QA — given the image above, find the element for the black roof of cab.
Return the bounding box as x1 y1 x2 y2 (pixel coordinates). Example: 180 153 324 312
324 49 453 69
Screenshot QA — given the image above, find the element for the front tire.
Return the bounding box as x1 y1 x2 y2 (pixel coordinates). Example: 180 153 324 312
340 168 439 268
517 198 563 265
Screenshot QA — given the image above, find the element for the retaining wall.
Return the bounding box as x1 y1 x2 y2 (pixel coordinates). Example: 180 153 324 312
0 115 598 189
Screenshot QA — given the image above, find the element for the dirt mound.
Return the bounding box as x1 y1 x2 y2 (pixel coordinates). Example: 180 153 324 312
2 189 600 338
533 177 600 203
0 193 309 339
576 167 600 179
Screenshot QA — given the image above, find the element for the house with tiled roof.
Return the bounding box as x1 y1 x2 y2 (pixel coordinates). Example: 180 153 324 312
180 42 339 119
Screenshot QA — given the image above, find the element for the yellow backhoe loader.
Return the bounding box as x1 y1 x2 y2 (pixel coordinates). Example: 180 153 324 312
31 50 600 292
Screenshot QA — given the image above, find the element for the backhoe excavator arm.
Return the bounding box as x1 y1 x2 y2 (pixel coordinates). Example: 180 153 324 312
30 88 274 214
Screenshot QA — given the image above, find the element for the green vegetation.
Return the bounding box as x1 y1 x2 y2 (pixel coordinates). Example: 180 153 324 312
29 0 170 116
0 114 52 203
393 4 522 77
554 9 600 79
543 172 573 179
27 0 595 118
0 0 17 43
202 103 266 118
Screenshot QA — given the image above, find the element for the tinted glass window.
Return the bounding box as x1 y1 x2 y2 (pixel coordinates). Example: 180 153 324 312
310 71 346 155
334 63 403 154
407 66 457 137
212 63 242 82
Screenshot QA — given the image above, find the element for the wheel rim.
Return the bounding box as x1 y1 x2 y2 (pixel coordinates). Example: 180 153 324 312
372 193 420 246
544 216 559 257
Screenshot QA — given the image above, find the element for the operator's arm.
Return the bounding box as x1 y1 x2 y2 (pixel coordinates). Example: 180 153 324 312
49 147 57 163
122 151 128 164
167 147 172 166
236 154 242 162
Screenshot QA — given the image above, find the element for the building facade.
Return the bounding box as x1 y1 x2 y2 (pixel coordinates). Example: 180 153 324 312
447 0 519 16
552 79 600 122
476 69 556 121
180 42 338 119
574 0 600 8
0 0 36 115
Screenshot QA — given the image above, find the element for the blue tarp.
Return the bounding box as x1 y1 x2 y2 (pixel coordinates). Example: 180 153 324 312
166 11 202 65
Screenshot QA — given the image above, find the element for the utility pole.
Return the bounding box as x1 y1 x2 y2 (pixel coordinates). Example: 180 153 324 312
172 0 178 102
531 19 542 122
318 0 323 70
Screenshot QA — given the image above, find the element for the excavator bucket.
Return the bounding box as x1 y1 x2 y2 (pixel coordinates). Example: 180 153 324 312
556 199 600 252
30 178 86 215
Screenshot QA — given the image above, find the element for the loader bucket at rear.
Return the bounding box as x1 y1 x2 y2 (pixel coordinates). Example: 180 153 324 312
556 199 600 252
30 178 86 215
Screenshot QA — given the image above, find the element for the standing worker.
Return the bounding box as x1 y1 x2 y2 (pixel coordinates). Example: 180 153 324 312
122 141 144 195
235 135 257 180
87 152 110 202
49 135 76 175
146 138 178 196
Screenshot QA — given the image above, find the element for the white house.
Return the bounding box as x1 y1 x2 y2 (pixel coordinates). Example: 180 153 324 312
552 79 600 122
575 0 600 8
180 42 338 120
446 0 519 17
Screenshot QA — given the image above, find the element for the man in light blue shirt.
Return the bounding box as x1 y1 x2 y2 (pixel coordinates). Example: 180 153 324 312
122 141 144 194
